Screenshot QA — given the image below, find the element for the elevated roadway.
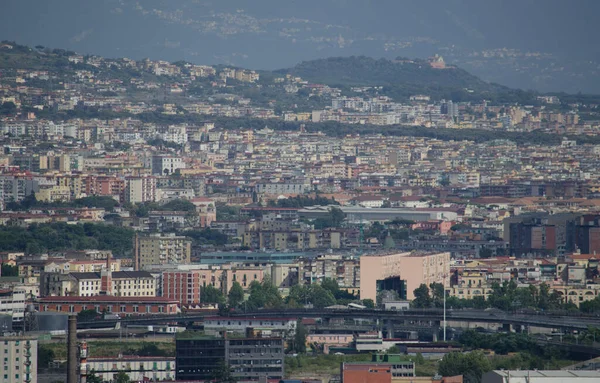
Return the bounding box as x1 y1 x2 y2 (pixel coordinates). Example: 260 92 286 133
77 308 600 332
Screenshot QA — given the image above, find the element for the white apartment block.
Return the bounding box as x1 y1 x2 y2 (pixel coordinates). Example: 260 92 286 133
151 155 186 176
0 289 26 327
255 181 312 195
87 357 175 382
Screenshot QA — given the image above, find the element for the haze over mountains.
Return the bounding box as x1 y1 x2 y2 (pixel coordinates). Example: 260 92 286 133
2 0 600 93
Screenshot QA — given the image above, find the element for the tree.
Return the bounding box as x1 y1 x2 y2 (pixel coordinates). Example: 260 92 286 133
137 344 167 357
438 351 492 383
77 309 99 322
429 282 445 308
247 279 283 310
309 285 336 308
415 353 425 365
200 285 225 306
86 370 103 383
1 264 18 277
37 345 55 368
412 284 432 308
479 247 494 258
115 371 131 383
288 320 307 354
211 361 236 383
362 299 375 308
228 281 244 308
321 278 340 297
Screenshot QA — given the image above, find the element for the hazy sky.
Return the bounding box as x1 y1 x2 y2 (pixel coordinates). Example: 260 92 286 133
2 0 599 92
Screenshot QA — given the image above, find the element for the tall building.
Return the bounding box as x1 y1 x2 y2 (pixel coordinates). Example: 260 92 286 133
0 335 37 383
0 288 25 329
151 155 186 176
137 233 191 269
125 176 157 204
505 213 578 257
359 251 450 301
176 333 284 382
575 214 600 254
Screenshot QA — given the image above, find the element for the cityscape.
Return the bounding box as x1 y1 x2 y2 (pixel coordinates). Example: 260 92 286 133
2 2 600 383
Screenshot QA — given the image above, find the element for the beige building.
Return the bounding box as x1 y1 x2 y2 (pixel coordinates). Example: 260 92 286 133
35 185 71 202
360 251 450 301
0 335 37 383
137 233 191 269
40 271 156 298
125 176 157 204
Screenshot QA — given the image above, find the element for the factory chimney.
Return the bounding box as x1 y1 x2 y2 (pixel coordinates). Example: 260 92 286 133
67 315 78 383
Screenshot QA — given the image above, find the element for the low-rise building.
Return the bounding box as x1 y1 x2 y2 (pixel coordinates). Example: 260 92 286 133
86 356 175 382
36 296 179 315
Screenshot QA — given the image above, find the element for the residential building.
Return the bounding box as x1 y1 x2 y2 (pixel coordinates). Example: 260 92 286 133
125 176 157 204
161 266 265 306
137 233 192 269
0 335 37 383
0 288 26 328
151 155 186 176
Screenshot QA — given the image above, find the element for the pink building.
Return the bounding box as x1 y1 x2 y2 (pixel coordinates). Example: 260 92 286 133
306 334 353 354
162 266 265 306
359 251 450 301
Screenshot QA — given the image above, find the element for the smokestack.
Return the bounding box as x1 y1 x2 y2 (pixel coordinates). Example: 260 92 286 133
79 340 88 383
67 315 78 383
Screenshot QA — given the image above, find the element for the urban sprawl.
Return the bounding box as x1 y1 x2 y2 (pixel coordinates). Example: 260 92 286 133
1 42 600 383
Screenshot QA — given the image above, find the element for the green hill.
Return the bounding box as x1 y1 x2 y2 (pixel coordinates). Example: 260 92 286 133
283 56 537 103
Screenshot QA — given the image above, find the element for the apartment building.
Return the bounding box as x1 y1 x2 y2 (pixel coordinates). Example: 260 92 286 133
0 288 26 328
137 233 192 269
151 155 186 176
0 335 37 383
125 176 157 204
161 265 265 306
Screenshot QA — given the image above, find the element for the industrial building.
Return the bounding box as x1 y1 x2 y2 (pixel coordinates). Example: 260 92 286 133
176 333 284 382
482 370 600 383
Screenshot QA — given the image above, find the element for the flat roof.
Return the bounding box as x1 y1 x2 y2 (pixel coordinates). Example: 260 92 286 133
491 370 600 378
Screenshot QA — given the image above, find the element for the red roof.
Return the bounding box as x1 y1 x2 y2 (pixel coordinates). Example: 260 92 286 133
38 296 178 303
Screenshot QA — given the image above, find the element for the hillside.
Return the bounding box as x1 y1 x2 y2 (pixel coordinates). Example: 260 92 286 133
2 0 600 92
284 56 536 103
